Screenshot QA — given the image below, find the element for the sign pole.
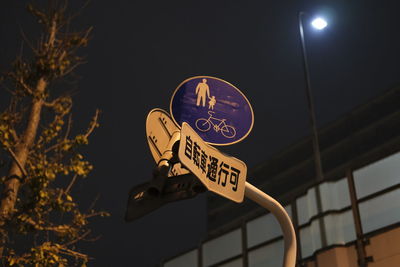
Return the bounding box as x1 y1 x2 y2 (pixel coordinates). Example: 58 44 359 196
245 182 297 267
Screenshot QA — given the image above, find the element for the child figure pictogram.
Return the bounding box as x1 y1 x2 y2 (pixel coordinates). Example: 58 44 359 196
208 96 216 110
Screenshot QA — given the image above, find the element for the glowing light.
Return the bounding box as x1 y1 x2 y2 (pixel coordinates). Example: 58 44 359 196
311 18 328 30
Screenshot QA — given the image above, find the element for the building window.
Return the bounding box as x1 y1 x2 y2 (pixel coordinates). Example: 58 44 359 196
202 229 242 266
164 249 198 267
354 152 400 199
323 210 356 245
248 239 284 267
359 188 400 234
299 219 322 258
219 258 243 267
246 205 291 248
297 187 318 225
319 178 350 211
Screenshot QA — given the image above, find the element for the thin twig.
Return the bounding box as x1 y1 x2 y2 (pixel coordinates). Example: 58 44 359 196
9 73 34 95
18 27 38 55
6 147 28 178
57 189 64 200
62 61 85 76
9 130 19 144
18 78 34 95
63 230 91 247
44 142 62 153
19 39 24 58
43 99 57 108
81 26 93 42
57 246 89 259
64 174 78 195
64 114 72 140
82 234 101 243
84 109 99 138
64 0 91 28
84 212 105 219
43 111 72 153
87 193 100 212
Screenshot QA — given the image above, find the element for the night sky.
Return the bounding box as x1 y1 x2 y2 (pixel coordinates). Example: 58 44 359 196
1 0 400 266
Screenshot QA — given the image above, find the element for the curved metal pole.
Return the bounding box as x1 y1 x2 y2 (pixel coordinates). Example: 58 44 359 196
245 182 297 267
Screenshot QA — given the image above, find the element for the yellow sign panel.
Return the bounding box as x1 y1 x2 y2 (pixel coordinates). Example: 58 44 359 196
178 122 247 203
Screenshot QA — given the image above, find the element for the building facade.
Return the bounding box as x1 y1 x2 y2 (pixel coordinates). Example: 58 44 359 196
162 86 400 267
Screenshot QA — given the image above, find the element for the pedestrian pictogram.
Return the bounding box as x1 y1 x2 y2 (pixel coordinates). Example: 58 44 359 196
195 78 210 107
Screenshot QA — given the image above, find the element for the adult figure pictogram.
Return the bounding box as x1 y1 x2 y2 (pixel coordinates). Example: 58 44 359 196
195 78 210 107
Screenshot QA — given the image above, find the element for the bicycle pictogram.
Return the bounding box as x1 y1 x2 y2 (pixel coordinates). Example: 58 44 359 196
195 111 236 138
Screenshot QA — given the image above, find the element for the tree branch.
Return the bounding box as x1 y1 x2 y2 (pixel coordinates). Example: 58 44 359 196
57 246 89 260
18 27 38 56
84 109 99 138
43 99 57 108
87 193 100 212
64 114 72 140
61 61 85 76
84 211 108 219
64 174 78 195
6 147 28 178
63 230 91 247
9 73 34 96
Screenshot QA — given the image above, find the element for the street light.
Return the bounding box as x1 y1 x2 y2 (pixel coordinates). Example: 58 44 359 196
298 11 329 249
298 12 327 183
311 17 328 30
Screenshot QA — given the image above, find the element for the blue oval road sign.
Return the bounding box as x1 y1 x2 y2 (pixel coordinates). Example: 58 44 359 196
170 76 254 146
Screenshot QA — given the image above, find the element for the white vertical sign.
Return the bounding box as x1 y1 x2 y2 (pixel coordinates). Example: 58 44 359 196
146 108 189 176
178 122 247 203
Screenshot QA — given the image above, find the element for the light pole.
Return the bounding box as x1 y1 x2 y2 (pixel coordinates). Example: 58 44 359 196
298 12 329 249
298 12 327 183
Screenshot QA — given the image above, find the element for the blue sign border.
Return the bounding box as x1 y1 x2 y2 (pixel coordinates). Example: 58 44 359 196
169 76 254 146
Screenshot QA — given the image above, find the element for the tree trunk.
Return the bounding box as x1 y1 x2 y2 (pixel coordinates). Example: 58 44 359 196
0 78 47 258
0 16 57 259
